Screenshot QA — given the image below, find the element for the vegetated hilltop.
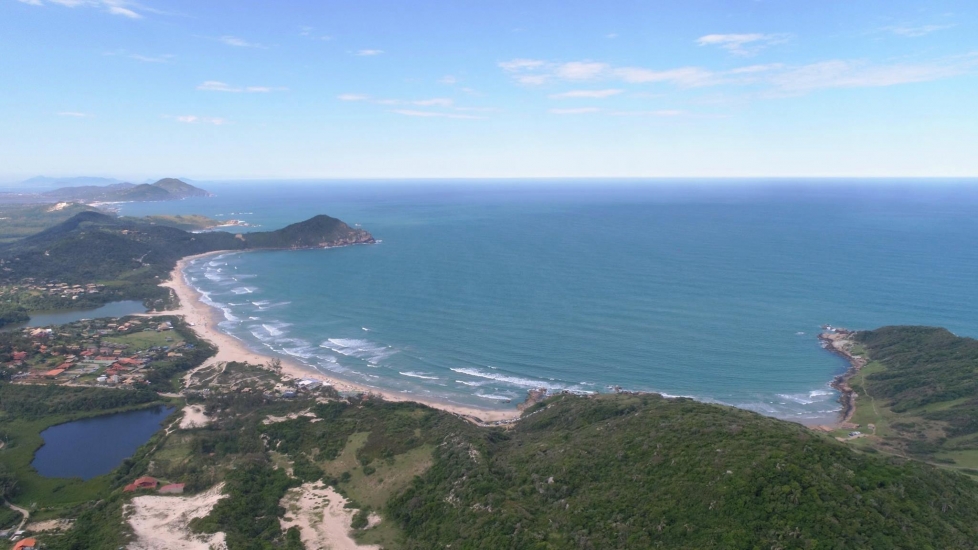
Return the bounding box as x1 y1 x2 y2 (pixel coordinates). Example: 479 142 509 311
845 326 978 471
41 178 212 203
0 202 98 244
0 211 374 307
388 393 978 549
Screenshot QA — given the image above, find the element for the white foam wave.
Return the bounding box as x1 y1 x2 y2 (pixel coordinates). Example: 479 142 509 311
262 323 291 337
322 338 396 364
450 367 565 390
400 371 440 380
475 393 514 401
231 287 257 295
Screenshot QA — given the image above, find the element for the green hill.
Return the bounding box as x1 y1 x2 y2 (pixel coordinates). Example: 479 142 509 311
0 211 374 308
150 177 211 198
388 393 978 549
843 326 978 473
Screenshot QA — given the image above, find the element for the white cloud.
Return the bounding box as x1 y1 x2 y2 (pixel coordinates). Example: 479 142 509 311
696 33 789 56
610 109 685 117
357 49 384 56
128 53 172 63
338 94 369 101
499 53 977 98
197 81 286 93
220 36 263 48
607 33 618 39
439 75 458 85
22 0 148 18
498 59 546 72
169 115 228 125
770 59 968 94
554 61 608 80
614 66 718 87
412 98 453 107
884 24 954 38
57 111 93 117
391 110 482 119
549 89 623 99
549 107 601 115
107 5 139 18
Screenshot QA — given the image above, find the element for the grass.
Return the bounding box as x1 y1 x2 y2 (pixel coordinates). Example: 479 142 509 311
316 431 434 547
102 330 184 351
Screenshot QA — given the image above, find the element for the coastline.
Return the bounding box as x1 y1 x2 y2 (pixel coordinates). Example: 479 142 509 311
817 327 866 427
149 251 521 425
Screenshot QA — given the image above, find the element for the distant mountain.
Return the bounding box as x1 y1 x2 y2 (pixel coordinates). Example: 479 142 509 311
21 176 123 188
150 178 211 198
42 178 212 203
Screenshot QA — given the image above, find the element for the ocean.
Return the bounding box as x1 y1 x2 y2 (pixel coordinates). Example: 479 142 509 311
118 180 978 423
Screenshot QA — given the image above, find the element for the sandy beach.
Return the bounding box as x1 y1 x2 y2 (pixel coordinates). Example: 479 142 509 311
149 251 521 424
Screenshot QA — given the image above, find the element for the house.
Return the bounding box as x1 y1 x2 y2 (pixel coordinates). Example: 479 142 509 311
12 351 27 361
159 483 185 494
43 367 68 378
13 538 38 550
124 476 159 492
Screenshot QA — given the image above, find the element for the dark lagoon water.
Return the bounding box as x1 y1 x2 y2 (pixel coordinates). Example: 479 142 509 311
32 405 174 480
2 300 146 332
119 180 978 423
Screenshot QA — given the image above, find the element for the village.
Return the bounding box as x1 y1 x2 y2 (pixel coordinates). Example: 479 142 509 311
0 278 105 301
1 315 189 388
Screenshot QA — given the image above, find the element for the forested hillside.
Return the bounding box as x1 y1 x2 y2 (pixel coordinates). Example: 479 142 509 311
389 393 978 549
848 326 978 470
0 211 374 309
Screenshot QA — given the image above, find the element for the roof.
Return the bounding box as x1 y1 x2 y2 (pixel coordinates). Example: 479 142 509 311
13 538 38 550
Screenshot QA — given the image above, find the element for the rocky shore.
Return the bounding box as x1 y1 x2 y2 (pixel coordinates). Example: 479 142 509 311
818 326 867 424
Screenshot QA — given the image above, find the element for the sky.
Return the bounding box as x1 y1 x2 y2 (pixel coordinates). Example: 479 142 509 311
1 0 976 181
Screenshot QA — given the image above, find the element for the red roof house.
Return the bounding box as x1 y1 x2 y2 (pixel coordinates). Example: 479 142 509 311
124 476 159 492
13 538 38 550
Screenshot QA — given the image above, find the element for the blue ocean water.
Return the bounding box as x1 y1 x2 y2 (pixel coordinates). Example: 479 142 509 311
119 181 978 422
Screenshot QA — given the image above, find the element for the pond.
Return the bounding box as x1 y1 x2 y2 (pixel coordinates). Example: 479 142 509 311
31 405 175 480
2 300 147 331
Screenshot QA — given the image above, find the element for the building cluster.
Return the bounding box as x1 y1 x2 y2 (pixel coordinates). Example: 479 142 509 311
4 316 191 388
0 278 105 301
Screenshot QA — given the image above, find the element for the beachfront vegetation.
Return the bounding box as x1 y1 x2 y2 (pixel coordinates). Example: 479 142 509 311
0 202 97 244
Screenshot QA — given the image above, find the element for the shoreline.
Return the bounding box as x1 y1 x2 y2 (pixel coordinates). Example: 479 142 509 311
817 327 866 427
149 251 522 425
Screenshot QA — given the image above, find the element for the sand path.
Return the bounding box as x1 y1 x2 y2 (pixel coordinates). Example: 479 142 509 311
280 482 379 550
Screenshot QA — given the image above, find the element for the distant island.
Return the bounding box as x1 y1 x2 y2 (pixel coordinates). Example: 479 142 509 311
42 178 212 203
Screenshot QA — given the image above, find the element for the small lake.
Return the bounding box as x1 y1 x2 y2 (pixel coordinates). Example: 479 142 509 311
3 300 147 331
32 405 175 480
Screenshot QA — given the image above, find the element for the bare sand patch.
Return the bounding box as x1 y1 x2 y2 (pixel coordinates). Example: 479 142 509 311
280 482 379 550
179 404 211 429
126 483 227 550
24 519 73 533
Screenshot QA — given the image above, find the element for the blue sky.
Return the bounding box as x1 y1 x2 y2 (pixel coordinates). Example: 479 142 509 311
1 0 976 180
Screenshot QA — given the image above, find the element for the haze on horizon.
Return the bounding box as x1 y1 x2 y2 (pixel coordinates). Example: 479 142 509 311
1 0 976 181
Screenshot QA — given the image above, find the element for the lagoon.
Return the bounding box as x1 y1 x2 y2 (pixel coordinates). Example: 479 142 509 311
31 405 174 480
2 300 147 332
